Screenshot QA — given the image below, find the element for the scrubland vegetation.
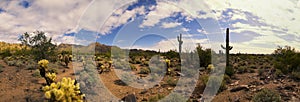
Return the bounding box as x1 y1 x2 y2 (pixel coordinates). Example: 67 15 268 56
0 31 299 102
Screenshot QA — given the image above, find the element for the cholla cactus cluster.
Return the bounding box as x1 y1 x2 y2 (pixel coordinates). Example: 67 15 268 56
38 59 49 69
165 59 170 68
38 59 52 85
207 64 215 71
165 59 172 75
0 42 29 54
46 73 56 84
43 77 85 102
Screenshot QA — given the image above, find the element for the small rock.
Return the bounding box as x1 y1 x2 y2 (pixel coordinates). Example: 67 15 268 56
167 87 172 90
140 89 147 94
176 72 185 76
230 85 249 92
230 81 239 86
159 89 164 93
141 98 147 101
273 80 278 84
154 84 161 87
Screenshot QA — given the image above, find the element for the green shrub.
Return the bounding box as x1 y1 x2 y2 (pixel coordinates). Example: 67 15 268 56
250 65 257 69
49 68 58 74
273 46 300 74
130 64 136 71
225 66 234 77
237 66 247 74
274 69 284 78
249 69 255 73
166 77 177 86
252 89 281 102
6 60 16 66
291 71 300 80
223 74 231 84
160 93 186 102
148 94 165 102
258 69 264 76
26 63 37 70
15 60 24 67
32 70 41 77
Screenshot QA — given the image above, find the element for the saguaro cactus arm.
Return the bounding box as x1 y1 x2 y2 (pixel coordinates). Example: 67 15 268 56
229 46 233 50
221 44 226 49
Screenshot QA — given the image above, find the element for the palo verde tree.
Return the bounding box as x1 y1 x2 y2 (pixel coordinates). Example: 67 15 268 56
18 31 56 61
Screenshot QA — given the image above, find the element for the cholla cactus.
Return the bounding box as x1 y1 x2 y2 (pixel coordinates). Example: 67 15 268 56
165 59 171 68
69 55 72 61
108 61 112 68
165 59 171 75
46 73 56 84
207 64 215 71
38 59 49 81
38 59 49 69
58 54 63 62
43 77 85 102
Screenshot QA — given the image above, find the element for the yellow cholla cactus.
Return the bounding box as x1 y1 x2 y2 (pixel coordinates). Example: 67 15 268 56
207 64 215 71
101 65 105 69
38 59 49 69
165 59 170 64
43 77 85 102
46 73 56 82
165 59 171 67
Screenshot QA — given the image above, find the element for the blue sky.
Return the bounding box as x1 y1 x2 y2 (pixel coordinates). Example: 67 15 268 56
0 0 300 54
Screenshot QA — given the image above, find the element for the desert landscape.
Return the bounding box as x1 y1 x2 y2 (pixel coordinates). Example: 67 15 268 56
1 0 300 102
0 29 300 102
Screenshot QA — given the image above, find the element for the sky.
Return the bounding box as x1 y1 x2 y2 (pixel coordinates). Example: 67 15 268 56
0 0 300 54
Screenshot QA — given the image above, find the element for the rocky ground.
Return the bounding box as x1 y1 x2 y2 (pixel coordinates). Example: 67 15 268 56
0 55 300 102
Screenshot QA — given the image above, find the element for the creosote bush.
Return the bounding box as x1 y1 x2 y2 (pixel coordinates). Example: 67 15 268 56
252 89 281 102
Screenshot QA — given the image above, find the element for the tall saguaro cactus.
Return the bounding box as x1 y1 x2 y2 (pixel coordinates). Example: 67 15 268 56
177 33 183 54
221 28 233 67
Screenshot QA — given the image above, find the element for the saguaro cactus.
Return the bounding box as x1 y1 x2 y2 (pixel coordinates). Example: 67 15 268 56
177 33 183 54
221 28 233 67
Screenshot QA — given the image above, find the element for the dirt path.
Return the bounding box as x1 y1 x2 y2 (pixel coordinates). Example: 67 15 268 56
0 60 44 102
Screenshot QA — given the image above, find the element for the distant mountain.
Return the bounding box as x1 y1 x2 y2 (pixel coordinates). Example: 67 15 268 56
57 42 120 54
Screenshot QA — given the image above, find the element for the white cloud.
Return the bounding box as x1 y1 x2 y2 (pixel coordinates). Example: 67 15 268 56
139 2 183 28
197 29 208 34
0 0 91 43
100 5 146 34
181 28 190 32
160 22 182 28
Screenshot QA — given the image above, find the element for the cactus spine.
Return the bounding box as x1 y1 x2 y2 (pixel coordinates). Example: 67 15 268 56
221 28 233 67
177 33 183 54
